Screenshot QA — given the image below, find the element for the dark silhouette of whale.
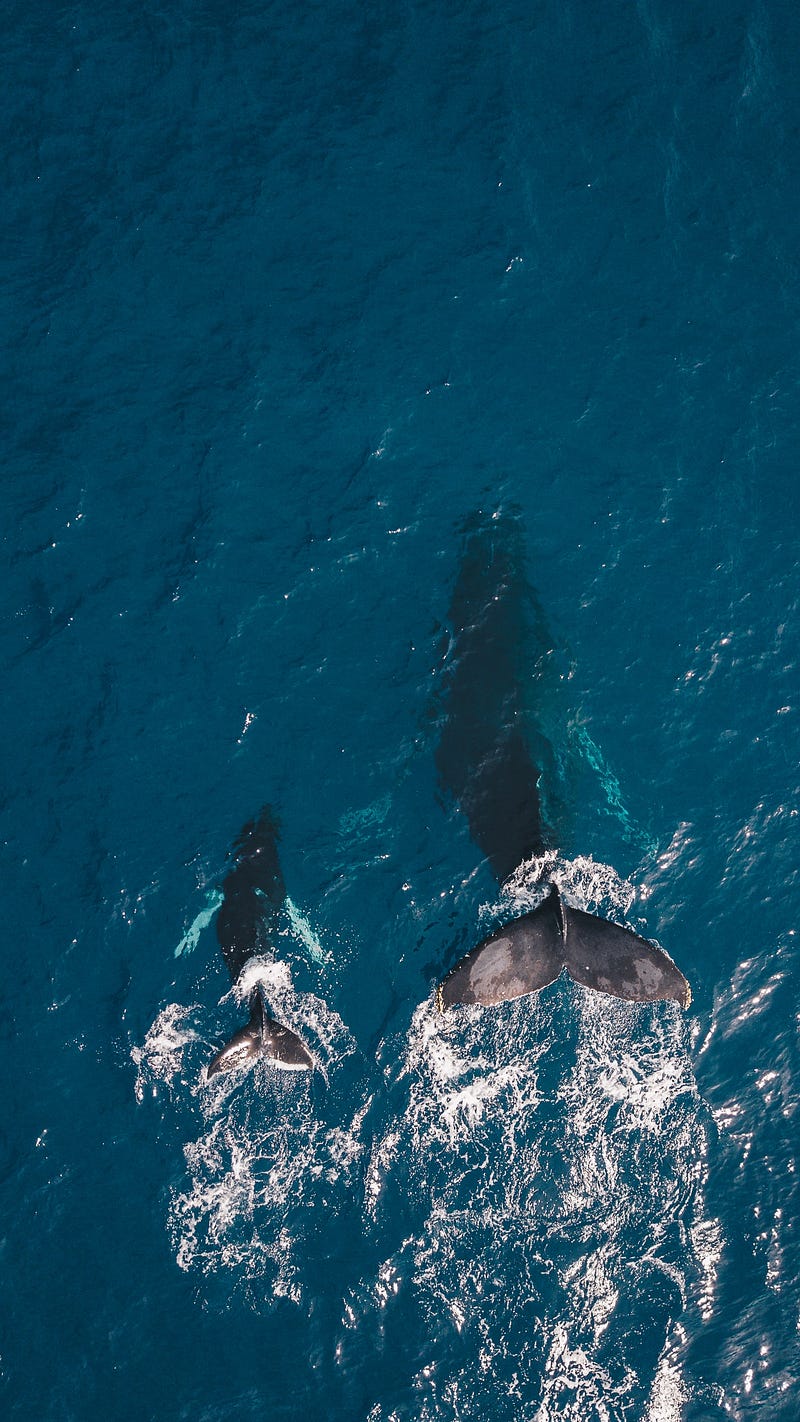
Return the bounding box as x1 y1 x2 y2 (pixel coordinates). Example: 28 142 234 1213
207 808 314 1077
434 511 690 1013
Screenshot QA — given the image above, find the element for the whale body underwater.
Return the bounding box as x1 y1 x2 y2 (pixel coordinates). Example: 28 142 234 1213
434 511 690 1014
203 511 688 1079
206 809 314 1077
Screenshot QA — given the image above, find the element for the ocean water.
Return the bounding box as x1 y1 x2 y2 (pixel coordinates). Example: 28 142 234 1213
3 1 799 1418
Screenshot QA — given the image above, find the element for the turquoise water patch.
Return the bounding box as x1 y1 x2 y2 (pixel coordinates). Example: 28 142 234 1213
570 724 658 857
174 891 224 958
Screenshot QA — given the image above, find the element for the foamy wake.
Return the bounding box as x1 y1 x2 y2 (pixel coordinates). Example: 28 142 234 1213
169 1080 369 1297
133 957 366 1298
132 1002 202 1104
500 849 638 923
137 861 718 1416
174 959 362 1291
354 858 718 1421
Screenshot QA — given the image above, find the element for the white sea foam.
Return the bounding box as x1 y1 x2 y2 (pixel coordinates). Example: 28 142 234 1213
131 1003 201 1103
154 958 363 1296
140 859 718 1414
501 850 638 922
169 1080 368 1293
355 859 717 1421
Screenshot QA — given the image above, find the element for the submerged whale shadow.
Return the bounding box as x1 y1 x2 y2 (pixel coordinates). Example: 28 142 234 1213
432 509 689 1014
206 808 315 1077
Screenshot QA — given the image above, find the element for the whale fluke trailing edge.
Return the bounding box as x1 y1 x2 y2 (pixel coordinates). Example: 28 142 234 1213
437 884 690 1011
434 511 690 1014
207 990 314 1077
206 807 314 1078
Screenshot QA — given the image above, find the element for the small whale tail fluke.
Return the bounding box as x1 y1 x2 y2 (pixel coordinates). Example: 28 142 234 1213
436 884 690 1012
206 991 315 1079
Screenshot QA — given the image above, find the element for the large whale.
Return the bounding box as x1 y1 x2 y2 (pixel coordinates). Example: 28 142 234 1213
434 512 690 1012
207 808 315 1077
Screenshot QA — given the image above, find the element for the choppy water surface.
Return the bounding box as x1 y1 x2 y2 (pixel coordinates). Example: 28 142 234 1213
3 2 800 1419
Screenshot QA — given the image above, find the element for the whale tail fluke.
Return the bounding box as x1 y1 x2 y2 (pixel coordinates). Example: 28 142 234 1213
559 899 691 1008
437 884 690 1012
437 886 563 1010
206 991 314 1079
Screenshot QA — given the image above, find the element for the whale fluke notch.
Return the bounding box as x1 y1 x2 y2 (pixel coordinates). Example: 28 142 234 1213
207 990 314 1078
437 885 690 1012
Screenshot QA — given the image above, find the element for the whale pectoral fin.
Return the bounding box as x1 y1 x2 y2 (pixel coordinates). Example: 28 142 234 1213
561 903 691 1008
438 888 564 1009
207 994 314 1078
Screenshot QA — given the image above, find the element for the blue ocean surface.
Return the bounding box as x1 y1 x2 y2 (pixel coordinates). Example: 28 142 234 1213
3 1 799 1417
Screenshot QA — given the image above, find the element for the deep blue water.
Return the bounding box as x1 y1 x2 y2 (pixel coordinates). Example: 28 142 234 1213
3 1 800 1417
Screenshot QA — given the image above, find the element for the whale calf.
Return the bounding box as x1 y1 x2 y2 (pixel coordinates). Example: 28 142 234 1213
207 808 314 1077
434 511 690 1012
